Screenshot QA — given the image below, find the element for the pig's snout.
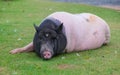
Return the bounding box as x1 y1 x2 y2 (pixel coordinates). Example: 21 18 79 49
42 51 52 60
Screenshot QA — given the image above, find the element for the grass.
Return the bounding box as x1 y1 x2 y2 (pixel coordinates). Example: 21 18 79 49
0 0 120 75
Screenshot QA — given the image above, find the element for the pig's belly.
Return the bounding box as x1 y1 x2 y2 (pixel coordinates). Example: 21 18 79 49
66 24 106 52
74 31 106 51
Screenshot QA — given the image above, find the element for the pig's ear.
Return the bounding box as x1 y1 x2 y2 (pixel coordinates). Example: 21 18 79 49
56 23 63 33
34 24 39 32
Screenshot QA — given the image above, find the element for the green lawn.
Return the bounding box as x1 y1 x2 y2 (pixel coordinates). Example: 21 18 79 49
0 0 120 75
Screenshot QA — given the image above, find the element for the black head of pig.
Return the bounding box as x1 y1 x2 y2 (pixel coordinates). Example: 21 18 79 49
33 18 67 60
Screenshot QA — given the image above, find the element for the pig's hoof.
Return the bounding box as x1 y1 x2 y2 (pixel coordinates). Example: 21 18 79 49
9 48 21 54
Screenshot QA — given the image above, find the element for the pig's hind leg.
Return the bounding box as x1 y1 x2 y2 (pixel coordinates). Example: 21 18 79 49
10 42 34 54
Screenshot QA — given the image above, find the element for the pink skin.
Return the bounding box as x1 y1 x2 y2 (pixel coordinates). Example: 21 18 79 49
48 12 110 52
43 51 52 59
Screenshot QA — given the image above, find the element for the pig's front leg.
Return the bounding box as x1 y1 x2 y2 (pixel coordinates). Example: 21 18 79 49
10 42 34 54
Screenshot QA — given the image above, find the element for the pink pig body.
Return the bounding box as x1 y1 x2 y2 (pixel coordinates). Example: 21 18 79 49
47 12 110 52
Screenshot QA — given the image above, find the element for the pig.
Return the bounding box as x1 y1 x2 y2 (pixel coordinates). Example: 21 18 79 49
10 12 110 60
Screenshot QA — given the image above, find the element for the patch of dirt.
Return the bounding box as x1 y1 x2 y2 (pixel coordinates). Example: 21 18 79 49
100 5 120 11
57 64 78 70
0 67 4 72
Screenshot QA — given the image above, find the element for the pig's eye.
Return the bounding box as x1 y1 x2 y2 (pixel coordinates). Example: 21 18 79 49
39 36 42 40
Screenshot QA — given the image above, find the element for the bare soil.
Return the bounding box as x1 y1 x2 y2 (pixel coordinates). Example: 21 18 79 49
101 5 120 11
57 64 78 70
